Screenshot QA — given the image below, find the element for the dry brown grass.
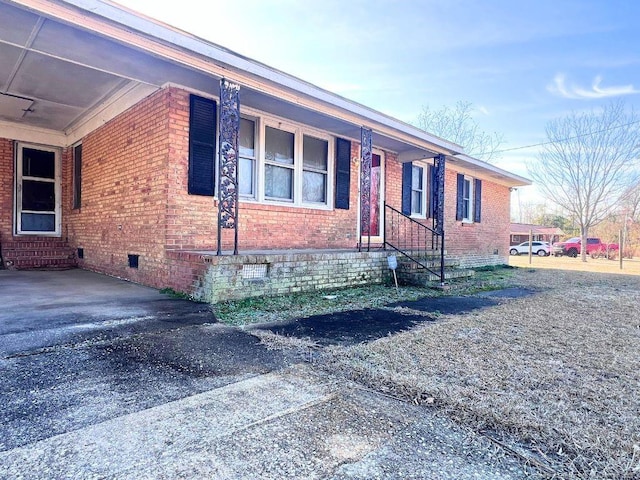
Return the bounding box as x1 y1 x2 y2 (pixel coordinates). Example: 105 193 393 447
322 267 640 479
509 252 640 275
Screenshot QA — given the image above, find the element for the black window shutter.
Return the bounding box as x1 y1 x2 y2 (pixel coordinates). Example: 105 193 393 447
188 95 217 196
401 162 412 215
427 164 435 218
474 178 482 223
73 144 82 209
455 173 464 221
335 138 351 209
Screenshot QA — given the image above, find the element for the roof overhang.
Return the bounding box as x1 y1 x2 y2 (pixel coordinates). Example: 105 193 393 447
448 154 531 188
398 150 531 188
0 0 529 188
0 0 461 157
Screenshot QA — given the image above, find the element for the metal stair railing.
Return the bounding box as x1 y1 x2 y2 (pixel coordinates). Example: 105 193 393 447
383 203 445 284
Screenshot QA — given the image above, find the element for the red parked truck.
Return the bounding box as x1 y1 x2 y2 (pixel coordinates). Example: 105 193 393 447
552 237 619 259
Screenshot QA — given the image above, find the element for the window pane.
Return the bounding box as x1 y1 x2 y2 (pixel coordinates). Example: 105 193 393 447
463 179 471 200
303 171 326 203
23 148 55 179
239 118 255 158
303 136 328 170
265 126 294 165
21 213 55 232
239 157 254 196
265 164 293 199
412 166 423 190
411 191 422 214
22 180 55 211
463 199 470 220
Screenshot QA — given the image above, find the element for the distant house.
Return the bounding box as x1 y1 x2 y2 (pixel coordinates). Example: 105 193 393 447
0 0 530 302
510 223 564 245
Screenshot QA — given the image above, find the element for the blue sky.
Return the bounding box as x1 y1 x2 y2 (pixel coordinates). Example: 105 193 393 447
118 0 640 212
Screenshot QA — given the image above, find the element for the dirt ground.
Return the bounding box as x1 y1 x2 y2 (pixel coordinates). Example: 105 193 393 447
321 264 640 479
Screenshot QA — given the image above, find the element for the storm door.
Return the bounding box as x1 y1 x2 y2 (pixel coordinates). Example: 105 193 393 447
15 143 61 235
359 151 385 242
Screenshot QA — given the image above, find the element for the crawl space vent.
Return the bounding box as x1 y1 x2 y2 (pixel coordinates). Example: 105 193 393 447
242 264 268 279
128 254 139 269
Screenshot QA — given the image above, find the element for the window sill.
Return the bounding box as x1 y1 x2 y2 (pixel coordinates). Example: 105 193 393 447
239 197 333 212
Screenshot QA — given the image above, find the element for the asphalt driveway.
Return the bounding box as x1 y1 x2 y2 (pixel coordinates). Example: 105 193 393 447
0 269 535 479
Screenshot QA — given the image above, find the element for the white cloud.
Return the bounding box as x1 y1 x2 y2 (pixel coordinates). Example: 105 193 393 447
548 73 640 99
475 105 490 116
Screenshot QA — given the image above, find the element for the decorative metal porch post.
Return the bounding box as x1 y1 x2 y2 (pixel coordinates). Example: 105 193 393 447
359 127 372 252
217 79 240 255
434 154 446 284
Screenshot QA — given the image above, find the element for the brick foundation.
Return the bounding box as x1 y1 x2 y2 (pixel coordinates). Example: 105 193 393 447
167 249 391 303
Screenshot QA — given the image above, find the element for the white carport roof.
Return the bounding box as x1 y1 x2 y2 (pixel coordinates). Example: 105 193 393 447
0 0 530 187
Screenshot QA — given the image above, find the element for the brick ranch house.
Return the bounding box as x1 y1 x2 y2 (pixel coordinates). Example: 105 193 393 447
0 0 530 302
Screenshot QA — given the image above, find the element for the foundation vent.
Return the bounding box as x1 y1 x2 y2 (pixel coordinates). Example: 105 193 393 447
128 254 139 269
242 263 268 279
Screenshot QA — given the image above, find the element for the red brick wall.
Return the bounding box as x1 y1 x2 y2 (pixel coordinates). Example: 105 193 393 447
64 89 172 287
442 169 511 259
385 151 402 211
0 139 13 246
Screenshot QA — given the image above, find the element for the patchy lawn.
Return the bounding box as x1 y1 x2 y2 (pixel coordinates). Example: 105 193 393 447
214 266 517 326
321 268 640 479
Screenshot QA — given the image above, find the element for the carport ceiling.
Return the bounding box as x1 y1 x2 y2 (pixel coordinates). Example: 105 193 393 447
0 1 219 132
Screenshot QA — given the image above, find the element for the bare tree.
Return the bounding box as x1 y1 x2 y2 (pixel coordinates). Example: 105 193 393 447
528 100 640 261
619 181 640 222
414 101 504 162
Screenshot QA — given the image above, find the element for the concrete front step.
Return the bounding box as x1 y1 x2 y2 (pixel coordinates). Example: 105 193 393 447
427 269 475 282
398 266 475 285
398 258 460 270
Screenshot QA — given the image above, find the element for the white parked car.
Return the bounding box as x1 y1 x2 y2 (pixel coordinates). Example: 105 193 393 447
509 241 550 256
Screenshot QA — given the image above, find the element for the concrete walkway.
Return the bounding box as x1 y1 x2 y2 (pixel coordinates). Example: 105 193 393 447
0 270 534 479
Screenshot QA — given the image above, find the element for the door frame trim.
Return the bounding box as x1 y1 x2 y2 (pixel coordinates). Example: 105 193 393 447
14 142 62 237
358 148 385 244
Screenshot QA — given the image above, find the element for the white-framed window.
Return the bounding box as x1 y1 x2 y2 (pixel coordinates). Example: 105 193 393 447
238 112 333 208
238 117 256 198
411 165 425 216
264 125 295 201
302 135 328 204
461 175 473 222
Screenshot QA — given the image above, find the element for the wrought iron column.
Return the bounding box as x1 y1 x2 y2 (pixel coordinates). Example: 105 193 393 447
359 127 372 252
217 79 240 255
434 154 446 284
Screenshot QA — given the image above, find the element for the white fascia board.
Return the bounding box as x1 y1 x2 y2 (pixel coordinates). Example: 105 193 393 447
450 153 532 187
0 119 66 146
26 0 464 156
